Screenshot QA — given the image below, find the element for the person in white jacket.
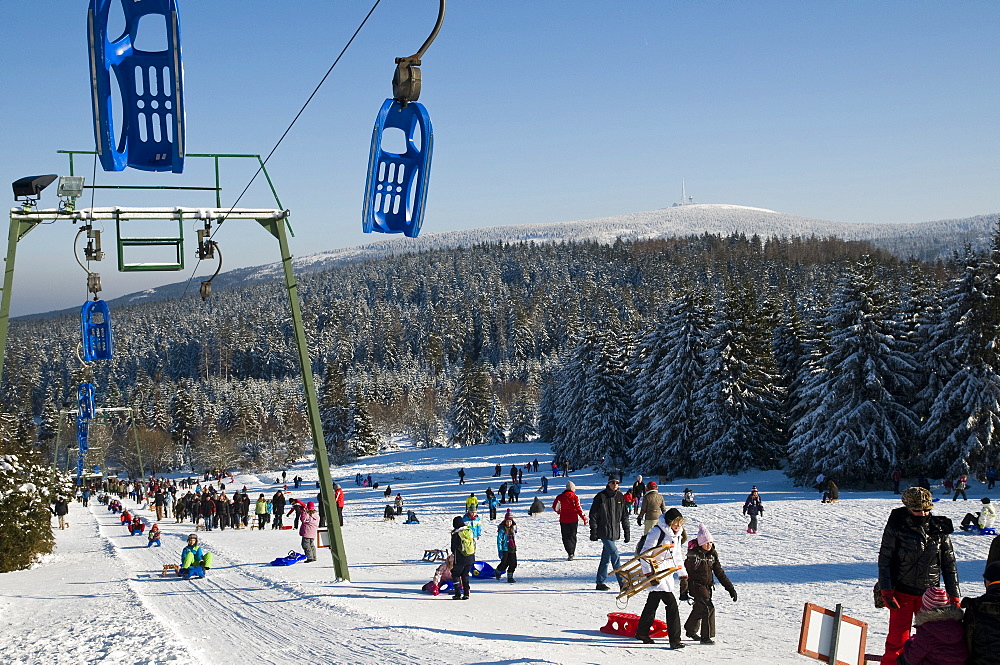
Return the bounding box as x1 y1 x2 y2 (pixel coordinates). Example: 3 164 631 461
634 507 688 648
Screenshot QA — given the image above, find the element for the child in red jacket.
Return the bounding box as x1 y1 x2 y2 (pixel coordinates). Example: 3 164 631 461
898 587 967 665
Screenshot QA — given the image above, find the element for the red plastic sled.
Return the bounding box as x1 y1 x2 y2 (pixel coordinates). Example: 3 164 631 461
599 613 668 639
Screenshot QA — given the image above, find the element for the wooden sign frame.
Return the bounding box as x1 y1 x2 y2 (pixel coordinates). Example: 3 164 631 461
798 602 869 665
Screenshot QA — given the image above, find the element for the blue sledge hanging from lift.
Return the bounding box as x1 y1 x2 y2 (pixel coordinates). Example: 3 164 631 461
362 0 445 239
88 0 186 173
81 299 114 361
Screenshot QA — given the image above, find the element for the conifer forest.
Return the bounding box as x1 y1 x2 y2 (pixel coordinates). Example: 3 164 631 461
5 229 1000 487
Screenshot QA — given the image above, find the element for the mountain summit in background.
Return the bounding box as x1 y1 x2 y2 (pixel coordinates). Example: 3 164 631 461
37 204 998 316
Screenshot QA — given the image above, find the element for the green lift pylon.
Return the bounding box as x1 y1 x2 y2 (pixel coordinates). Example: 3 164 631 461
0 153 350 581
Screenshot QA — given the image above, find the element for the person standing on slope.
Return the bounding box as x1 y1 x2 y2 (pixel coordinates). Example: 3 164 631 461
299 501 319 563
682 524 737 645
743 487 764 534
878 486 961 665
630 476 646 515
494 510 518 583
589 476 630 591
638 481 667 534
450 516 475 600
633 508 688 649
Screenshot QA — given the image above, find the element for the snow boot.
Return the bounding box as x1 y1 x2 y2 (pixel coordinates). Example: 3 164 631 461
635 636 654 644
461 593 469 600
494 570 502 580
507 575 516 583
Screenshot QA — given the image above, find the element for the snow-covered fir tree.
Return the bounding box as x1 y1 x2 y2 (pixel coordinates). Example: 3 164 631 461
507 392 537 444
486 397 507 445
448 361 491 446
320 367 351 457
169 381 198 470
920 245 1000 477
692 285 783 474
628 292 712 478
788 261 919 484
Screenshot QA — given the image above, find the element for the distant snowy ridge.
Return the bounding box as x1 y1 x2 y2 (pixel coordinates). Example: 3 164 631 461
272 204 998 278
97 204 996 310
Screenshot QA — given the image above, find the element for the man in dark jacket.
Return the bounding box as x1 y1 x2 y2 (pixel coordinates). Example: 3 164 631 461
589 476 631 591
878 486 961 665
963 561 1000 665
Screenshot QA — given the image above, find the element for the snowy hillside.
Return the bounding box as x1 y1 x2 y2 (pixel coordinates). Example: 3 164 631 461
95 205 996 312
3 441 995 665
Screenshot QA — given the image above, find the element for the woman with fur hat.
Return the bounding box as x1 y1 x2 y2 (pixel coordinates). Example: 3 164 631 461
878 486 961 665
682 524 737 645
897 586 967 665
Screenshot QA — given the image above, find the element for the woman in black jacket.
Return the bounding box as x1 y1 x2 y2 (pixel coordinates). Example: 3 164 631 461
877 487 961 665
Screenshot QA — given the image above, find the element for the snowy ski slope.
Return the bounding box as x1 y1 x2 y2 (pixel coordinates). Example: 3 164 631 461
2 442 994 665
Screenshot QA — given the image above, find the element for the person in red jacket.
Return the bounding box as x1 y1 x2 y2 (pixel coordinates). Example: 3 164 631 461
552 481 588 560
334 483 345 527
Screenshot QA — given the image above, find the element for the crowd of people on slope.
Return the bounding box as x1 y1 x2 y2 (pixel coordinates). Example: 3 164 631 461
56 458 1000 659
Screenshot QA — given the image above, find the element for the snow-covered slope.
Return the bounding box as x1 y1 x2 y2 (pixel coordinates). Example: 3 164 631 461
3 441 994 664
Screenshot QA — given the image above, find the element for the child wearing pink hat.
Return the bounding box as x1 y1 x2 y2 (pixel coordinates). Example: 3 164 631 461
299 501 319 563
682 523 737 645
898 586 966 665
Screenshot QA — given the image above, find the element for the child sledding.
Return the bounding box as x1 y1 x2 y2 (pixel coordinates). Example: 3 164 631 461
180 534 213 579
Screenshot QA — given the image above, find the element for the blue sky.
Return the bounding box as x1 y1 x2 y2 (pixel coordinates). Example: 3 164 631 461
1 1 998 315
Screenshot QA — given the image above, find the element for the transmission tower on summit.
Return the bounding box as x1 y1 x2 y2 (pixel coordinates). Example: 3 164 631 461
673 179 695 206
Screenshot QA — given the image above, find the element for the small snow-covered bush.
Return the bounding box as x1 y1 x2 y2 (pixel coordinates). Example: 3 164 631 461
0 413 73 572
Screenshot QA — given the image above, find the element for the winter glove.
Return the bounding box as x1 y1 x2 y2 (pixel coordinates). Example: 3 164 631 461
728 587 738 602
678 577 689 601
636 516 642 527
950 597 962 608
880 589 900 610
590 531 598 542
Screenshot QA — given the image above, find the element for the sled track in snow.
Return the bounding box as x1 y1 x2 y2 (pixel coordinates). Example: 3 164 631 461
95 506 464 665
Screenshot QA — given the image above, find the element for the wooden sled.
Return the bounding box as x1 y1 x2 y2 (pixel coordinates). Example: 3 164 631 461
422 549 448 562
161 564 180 577
611 544 682 601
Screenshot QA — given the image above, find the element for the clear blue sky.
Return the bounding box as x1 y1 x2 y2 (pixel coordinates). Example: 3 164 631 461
2 1 998 315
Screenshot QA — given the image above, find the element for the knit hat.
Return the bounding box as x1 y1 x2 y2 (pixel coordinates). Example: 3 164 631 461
983 497 991 504
306 501 315 511
985 561 1000 584
187 534 198 542
695 524 714 546
901 486 934 511
920 586 949 612
452 516 466 529
607 475 620 483
505 508 514 519
565 481 575 492
664 507 683 524
647 481 657 490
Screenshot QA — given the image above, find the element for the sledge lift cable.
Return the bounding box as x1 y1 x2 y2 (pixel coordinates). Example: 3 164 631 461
179 0 383 299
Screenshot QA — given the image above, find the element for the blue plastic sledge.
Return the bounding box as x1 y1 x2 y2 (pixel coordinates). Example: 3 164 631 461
88 0 186 172
271 550 307 566
471 561 495 578
362 99 433 238
78 383 96 420
81 300 114 361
